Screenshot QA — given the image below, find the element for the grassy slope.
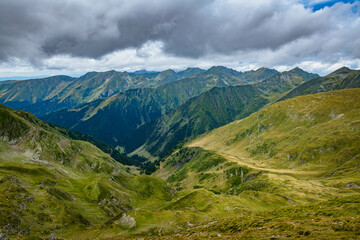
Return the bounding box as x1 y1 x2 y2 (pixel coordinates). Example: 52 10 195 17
149 89 360 239
1 89 359 239
0 104 174 239
141 195 360 239
189 88 360 180
1 103 292 239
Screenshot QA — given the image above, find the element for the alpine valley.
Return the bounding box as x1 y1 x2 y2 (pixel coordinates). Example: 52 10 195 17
0 66 360 240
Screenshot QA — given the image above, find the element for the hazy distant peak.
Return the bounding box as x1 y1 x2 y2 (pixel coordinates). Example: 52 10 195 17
288 66 305 73
255 67 278 73
160 69 176 74
329 66 351 76
185 67 203 71
206 66 239 75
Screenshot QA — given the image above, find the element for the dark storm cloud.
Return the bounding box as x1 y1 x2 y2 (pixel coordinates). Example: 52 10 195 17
0 0 359 65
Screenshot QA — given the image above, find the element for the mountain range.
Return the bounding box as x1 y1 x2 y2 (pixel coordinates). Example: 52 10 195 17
126 67 319 158
42 67 317 157
0 65 359 239
0 68 205 116
0 66 277 117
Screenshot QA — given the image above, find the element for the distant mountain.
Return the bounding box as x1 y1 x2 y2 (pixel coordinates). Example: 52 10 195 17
174 67 206 79
0 69 205 116
0 75 75 111
43 67 279 148
42 68 242 147
132 70 159 74
243 67 279 82
0 67 275 117
127 85 268 158
44 67 316 159
124 68 317 158
256 67 319 93
254 67 319 101
280 67 360 101
0 75 50 81
201 66 278 86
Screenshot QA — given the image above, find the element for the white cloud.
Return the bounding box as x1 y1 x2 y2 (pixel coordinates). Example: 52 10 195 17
0 0 359 77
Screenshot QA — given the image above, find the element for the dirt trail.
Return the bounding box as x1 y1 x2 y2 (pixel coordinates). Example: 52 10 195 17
188 140 324 178
218 151 324 177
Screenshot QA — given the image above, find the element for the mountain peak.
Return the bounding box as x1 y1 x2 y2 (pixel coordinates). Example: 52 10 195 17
286 67 319 80
160 69 176 74
184 67 203 71
329 66 351 76
256 67 267 71
176 67 205 79
153 69 176 78
206 66 239 75
254 67 278 74
208 66 231 70
132 69 159 74
289 66 304 73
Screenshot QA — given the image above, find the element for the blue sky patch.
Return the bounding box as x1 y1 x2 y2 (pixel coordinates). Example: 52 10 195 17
307 0 358 11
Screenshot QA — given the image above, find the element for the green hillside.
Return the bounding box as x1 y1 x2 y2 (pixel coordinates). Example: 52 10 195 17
0 104 173 239
0 103 299 239
151 88 360 238
189 88 360 182
156 195 360 239
1 88 360 239
0 103 312 239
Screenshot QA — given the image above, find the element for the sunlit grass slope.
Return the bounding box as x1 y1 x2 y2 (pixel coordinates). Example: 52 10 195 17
190 88 360 182
1 103 293 240
0 104 172 239
142 194 360 239
147 88 360 239
1 88 359 239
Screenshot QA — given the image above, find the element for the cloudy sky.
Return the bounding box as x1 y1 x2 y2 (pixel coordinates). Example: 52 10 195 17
0 0 359 78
